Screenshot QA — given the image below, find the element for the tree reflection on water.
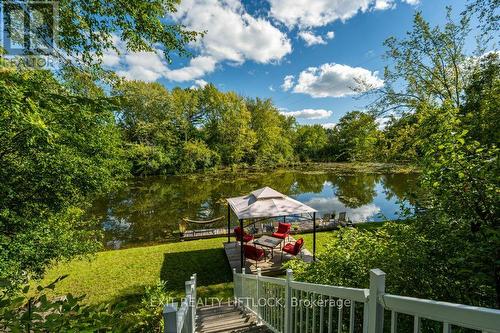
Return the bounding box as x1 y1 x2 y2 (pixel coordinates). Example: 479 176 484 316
89 169 418 249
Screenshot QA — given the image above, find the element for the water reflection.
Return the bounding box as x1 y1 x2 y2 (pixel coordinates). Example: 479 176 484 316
89 170 418 249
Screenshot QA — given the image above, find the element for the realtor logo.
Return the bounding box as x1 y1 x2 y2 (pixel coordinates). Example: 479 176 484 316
1 0 57 56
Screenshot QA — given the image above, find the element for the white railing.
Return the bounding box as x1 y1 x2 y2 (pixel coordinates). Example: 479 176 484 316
233 268 500 333
163 274 197 333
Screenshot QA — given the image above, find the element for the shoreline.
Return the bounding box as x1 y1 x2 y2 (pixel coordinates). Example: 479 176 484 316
129 162 419 180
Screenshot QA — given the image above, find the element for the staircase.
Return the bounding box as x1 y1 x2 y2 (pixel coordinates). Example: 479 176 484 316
195 304 270 333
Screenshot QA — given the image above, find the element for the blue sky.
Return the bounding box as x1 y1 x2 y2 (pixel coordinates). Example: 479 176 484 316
104 0 472 127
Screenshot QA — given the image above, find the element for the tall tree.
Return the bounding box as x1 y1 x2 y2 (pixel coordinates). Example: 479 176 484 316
333 111 379 162
202 87 256 166
294 125 328 161
373 9 469 115
113 80 180 175
247 98 295 166
0 68 127 286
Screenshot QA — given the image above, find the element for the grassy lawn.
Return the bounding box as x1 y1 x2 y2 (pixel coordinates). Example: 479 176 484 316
39 227 379 306
39 237 234 305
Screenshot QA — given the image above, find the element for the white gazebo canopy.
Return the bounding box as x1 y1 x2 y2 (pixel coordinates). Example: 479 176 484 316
226 186 319 270
227 186 317 220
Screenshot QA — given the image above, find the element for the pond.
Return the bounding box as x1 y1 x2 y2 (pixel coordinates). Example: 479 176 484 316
90 168 418 249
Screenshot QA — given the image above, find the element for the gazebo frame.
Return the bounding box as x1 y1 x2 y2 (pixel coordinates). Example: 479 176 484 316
226 187 317 272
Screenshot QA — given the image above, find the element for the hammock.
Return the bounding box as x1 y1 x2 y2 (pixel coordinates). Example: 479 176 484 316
182 216 224 225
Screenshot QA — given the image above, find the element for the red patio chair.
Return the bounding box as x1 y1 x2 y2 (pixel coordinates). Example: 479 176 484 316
272 222 291 242
281 238 304 260
243 245 265 268
234 226 254 245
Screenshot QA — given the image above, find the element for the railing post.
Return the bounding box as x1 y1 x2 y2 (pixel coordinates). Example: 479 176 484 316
191 274 197 333
185 280 193 333
242 268 246 310
368 269 386 333
163 303 178 333
256 267 262 323
233 268 240 308
284 269 293 333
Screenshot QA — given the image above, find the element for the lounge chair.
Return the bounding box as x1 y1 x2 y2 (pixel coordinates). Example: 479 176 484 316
234 226 254 246
272 222 291 242
244 245 265 268
281 238 304 260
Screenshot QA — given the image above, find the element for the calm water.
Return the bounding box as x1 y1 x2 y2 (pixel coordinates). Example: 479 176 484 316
90 169 418 249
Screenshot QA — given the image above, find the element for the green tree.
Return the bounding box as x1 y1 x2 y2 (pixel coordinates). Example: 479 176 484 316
460 52 500 146
377 114 420 162
171 87 205 143
294 125 328 161
0 68 127 286
3 0 200 69
247 98 295 166
202 86 256 166
374 9 468 115
333 111 379 161
114 80 180 175
177 140 220 174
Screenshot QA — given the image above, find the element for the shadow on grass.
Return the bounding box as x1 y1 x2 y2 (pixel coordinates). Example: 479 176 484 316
160 247 232 293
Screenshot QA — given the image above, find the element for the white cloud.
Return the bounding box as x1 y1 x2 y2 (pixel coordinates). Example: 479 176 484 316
280 109 333 119
326 31 335 39
268 0 418 28
269 0 376 28
281 75 295 91
374 0 395 10
298 31 326 46
269 85 275 91
190 79 209 89
375 117 390 129
104 0 291 83
172 0 291 64
163 56 217 82
289 63 384 98
322 122 337 129
115 51 168 82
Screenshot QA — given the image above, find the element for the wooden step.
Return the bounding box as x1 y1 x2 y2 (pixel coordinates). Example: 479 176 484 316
195 305 271 333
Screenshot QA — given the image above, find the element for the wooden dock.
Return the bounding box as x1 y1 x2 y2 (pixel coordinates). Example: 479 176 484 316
181 221 339 241
223 236 313 276
181 227 229 240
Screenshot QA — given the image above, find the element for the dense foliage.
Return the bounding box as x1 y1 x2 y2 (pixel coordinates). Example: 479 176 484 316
114 81 298 174
0 69 128 288
114 82 406 174
287 8 500 308
0 276 115 332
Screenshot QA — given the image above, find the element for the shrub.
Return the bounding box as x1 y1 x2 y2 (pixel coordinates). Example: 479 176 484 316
0 276 116 332
286 216 496 307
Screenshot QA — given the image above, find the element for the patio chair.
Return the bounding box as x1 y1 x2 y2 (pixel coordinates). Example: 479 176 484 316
338 212 347 227
243 244 266 268
281 238 304 260
234 226 254 247
321 213 331 226
272 222 291 242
